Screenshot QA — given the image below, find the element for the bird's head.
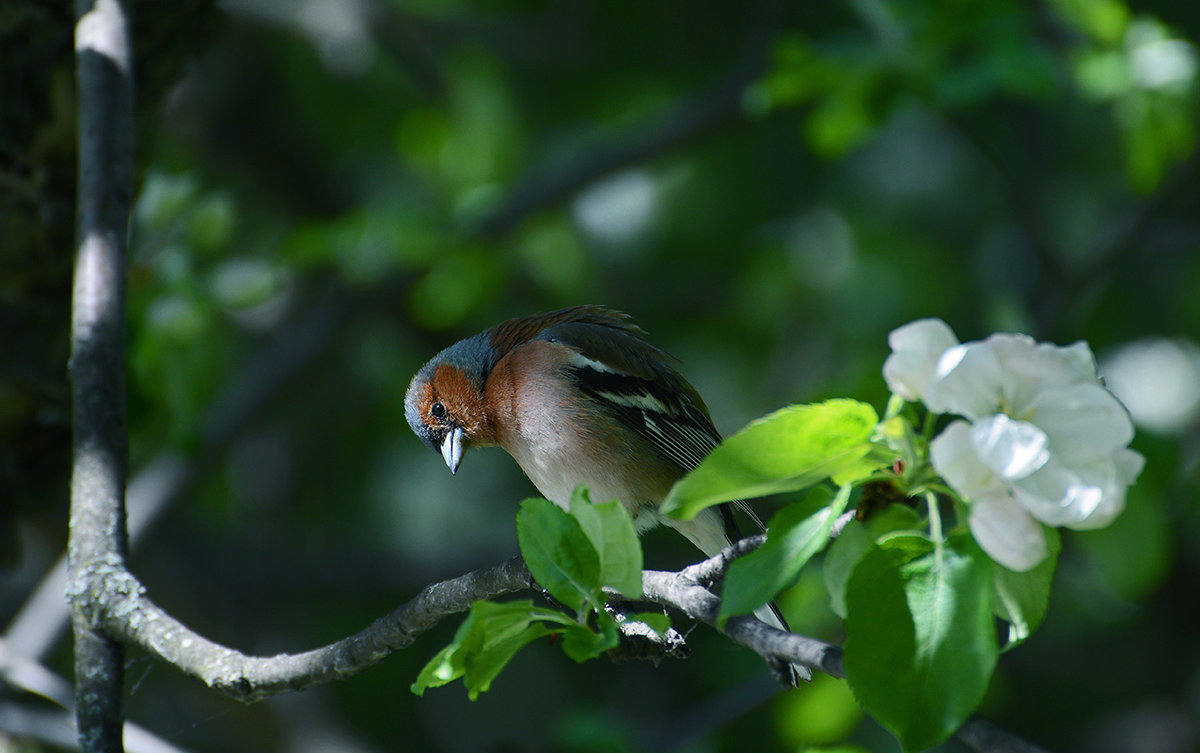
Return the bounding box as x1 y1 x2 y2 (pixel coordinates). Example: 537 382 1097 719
404 334 495 474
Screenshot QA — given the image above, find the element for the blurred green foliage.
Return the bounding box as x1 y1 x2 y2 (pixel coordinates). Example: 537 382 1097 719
4 0 1200 751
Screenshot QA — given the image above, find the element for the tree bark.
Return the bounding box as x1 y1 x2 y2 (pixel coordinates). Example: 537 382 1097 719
70 1 134 750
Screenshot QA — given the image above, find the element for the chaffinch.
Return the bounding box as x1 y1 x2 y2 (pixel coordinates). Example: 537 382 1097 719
405 305 802 683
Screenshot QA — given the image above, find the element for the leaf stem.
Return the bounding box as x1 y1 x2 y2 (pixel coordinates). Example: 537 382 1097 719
921 409 937 443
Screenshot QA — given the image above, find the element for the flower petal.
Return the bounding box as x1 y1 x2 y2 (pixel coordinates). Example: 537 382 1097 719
926 342 1005 418
968 493 1049 572
931 420 1004 499
987 335 1097 382
1058 341 1100 381
1011 458 1103 527
987 335 1098 412
883 318 960 402
1026 383 1134 464
970 414 1050 480
1059 448 1145 530
1116 446 1147 484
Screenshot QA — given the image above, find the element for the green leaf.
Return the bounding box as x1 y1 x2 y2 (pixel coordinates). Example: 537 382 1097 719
843 534 998 752
568 487 643 598
560 612 620 662
411 600 551 700
517 498 603 612
463 623 550 699
992 527 1060 648
661 400 883 520
411 643 460 696
823 519 871 621
719 485 851 623
824 505 923 618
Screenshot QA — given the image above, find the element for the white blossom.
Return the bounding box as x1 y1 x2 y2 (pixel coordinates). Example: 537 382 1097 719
882 318 960 402
885 319 1145 571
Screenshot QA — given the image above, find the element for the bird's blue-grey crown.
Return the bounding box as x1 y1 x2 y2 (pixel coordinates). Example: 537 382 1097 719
404 331 494 452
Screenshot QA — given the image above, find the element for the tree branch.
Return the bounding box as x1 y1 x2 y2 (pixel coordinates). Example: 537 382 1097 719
677 532 766 587
640 566 845 679
70 0 134 751
469 62 762 239
86 556 529 703
64 527 1053 752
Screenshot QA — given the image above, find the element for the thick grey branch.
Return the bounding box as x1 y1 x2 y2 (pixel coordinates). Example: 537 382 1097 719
67 534 1051 752
84 556 529 703
70 0 135 751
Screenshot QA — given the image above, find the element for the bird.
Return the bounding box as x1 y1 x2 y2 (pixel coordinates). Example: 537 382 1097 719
405 305 802 684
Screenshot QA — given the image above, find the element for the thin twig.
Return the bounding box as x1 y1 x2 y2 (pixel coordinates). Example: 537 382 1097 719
678 533 766 587
639 568 845 678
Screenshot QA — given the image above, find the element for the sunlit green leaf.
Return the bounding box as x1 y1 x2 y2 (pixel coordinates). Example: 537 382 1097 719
806 83 878 157
411 600 552 700
662 400 882 520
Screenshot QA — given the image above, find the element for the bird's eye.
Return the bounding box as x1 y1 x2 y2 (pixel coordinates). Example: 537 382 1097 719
430 402 447 420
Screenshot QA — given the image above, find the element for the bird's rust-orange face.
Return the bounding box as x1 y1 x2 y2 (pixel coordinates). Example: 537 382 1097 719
416 363 491 442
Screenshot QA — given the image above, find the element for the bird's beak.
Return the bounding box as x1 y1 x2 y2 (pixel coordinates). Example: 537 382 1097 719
440 426 465 475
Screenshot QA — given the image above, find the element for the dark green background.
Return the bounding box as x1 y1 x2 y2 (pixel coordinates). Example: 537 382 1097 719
3 1 1199 750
